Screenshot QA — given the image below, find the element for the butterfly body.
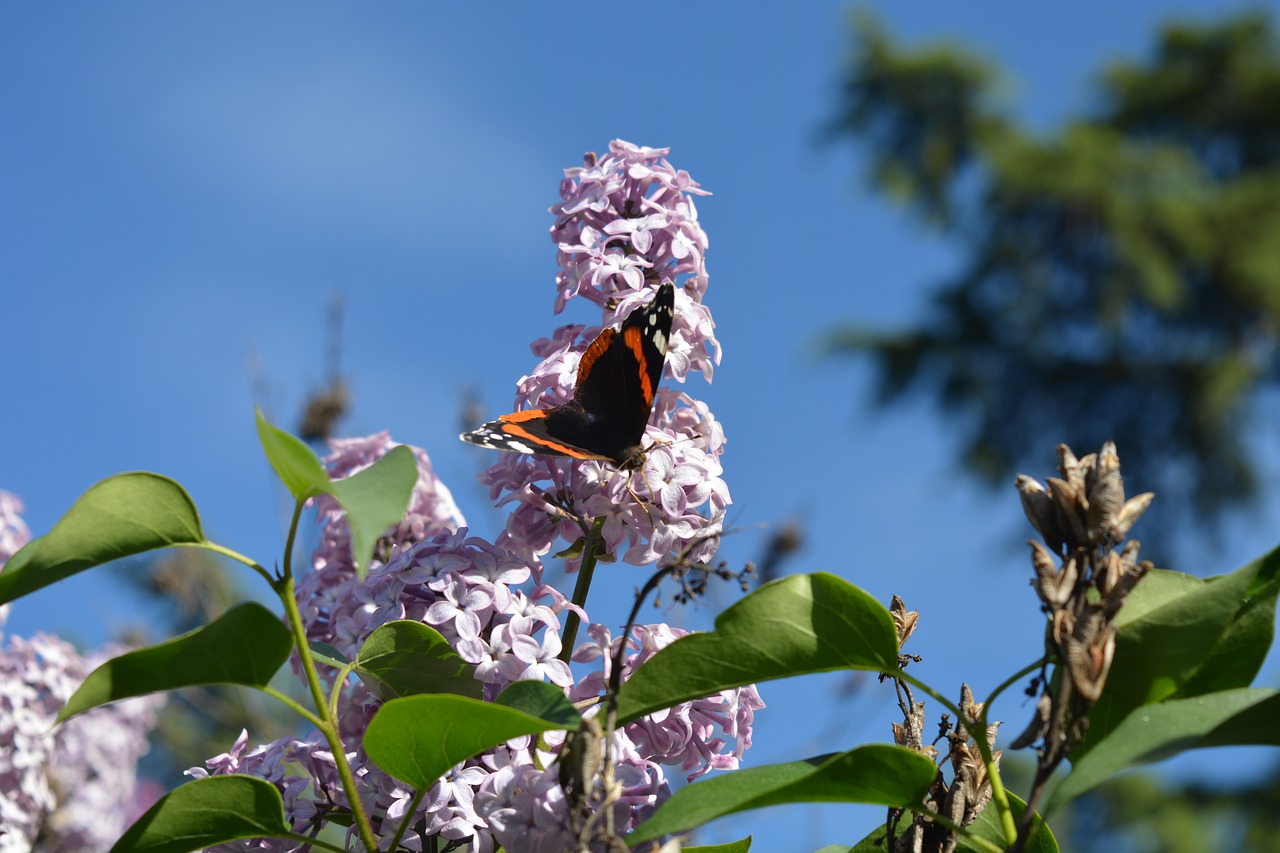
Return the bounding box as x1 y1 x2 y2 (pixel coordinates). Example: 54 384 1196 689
461 283 675 470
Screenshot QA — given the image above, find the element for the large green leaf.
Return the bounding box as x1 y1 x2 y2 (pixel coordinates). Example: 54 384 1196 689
255 409 417 577
364 682 580 790
626 745 936 846
1076 560 1264 755
1052 687 1280 808
60 603 293 722
0 473 206 605
354 621 481 701
844 792 1056 853
110 775 294 853
1179 545 1280 696
615 573 898 725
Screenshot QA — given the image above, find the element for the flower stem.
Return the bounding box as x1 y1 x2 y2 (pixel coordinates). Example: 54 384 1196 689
275 498 381 853
558 516 605 663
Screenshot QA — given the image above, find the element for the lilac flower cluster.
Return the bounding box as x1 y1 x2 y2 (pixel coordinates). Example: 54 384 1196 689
204 441 758 849
197 143 760 852
0 626 162 852
481 140 730 567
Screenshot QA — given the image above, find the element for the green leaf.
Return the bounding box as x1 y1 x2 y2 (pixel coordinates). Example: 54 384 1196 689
255 407 330 501
364 686 581 790
554 537 586 559
309 641 350 669
328 444 417 579
255 409 416 577
844 792 1056 853
616 573 898 725
687 840 752 853
1077 560 1263 755
354 621 481 701
1180 545 1280 696
627 745 936 846
110 775 292 853
0 473 206 605
60 603 293 722
960 793 1056 853
1052 687 1280 808
493 679 581 727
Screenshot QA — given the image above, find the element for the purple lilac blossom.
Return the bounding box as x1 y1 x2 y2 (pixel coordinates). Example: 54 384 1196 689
481 140 730 568
0 632 163 853
199 142 760 852
210 501 759 851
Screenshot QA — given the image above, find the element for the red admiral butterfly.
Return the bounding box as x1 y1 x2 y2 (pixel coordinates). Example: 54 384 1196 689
460 283 675 471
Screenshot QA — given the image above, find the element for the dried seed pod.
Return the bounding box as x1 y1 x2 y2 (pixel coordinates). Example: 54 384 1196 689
1056 443 1081 484
1086 468 1125 544
1103 559 1152 618
1030 541 1076 608
1096 441 1120 477
1076 452 1098 495
1017 475 1062 549
1114 492 1155 540
1067 609 1115 702
890 595 920 649
1046 477 1089 547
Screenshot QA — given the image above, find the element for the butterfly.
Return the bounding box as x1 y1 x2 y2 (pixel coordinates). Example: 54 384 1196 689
460 283 675 471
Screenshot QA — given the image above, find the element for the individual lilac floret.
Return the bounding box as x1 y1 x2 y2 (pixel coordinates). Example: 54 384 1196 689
0 633 162 853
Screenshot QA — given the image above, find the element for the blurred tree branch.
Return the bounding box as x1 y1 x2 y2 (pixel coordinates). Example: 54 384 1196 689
824 11 1280 541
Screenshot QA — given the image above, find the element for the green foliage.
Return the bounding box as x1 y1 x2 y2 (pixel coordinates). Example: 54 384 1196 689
825 12 1280 532
109 776 294 853
363 683 580 791
1054 687 1280 807
616 573 899 724
687 840 753 853
843 793 1057 853
59 602 293 722
628 745 938 846
351 620 482 701
255 408 416 578
0 472 206 605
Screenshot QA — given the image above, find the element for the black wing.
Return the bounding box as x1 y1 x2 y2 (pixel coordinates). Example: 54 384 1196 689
572 283 675 445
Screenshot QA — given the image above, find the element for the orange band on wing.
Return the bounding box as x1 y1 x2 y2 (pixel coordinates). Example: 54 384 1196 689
623 327 653 403
501 409 549 423
576 328 615 387
498 412 609 460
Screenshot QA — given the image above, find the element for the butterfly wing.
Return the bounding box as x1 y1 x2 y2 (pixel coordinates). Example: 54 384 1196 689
459 405 612 461
459 282 675 467
572 283 675 447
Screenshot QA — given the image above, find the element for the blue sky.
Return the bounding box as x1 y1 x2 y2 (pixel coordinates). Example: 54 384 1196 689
2 2 1275 850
